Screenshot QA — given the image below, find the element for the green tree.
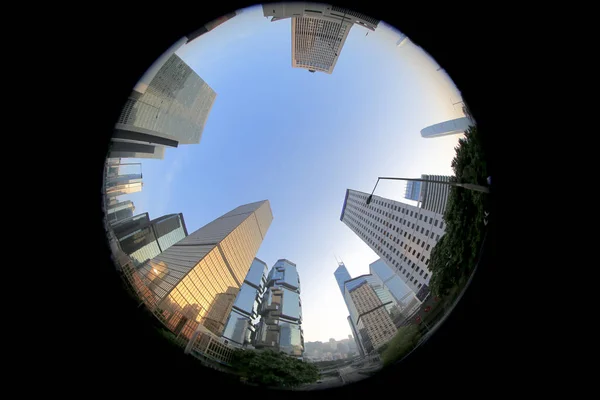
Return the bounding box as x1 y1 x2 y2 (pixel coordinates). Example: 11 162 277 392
428 124 488 296
379 325 421 367
230 349 320 388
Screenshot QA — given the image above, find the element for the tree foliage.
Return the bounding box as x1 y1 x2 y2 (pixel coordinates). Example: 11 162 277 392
230 349 320 388
428 125 488 296
379 325 421 367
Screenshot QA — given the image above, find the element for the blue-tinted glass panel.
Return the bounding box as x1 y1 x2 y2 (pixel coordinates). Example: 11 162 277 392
281 287 301 320
222 310 250 344
279 322 303 356
245 259 267 287
233 282 257 315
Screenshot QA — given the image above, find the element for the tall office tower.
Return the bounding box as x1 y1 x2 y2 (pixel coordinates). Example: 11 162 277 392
110 53 217 159
334 261 352 295
404 175 452 217
222 258 269 346
343 274 399 354
106 200 135 224
129 201 272 345
113 213 189 267
419 175 452 215
340 189 447 293
404 180 422 202
369 259 420 317
105 163 143 198
420 116 474 139
254 259 304 358
263 3 379 74
186 12 237 43
105 182 143 198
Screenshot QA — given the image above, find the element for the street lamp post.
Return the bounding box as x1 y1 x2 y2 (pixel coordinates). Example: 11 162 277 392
366 176 489 205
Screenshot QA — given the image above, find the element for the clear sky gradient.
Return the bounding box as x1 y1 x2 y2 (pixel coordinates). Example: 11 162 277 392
121 4 465 343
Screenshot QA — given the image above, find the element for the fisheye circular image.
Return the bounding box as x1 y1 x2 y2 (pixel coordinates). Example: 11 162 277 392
102 2 489 391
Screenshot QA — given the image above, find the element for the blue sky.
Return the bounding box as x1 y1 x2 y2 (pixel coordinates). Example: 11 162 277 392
122 5 465 343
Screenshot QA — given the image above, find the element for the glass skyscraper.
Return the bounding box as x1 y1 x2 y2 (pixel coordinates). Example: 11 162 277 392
334 262 352 295
110 54 217 160
113 213 188 267
222 258 269 346
106 200 135 224
254 259 304 358
124 200 273 363
404 180 422 202
369 259 418 309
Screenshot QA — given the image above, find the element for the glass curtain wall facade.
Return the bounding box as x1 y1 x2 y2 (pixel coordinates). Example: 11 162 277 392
107 200 135 224
222 258 269 346
114 54 217 148
254 259 304 358
126 201 273 362
369 258 420 318
334 262 352 295
113 213 188 267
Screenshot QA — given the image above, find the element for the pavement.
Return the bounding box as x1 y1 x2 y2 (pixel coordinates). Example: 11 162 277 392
295 361 383 390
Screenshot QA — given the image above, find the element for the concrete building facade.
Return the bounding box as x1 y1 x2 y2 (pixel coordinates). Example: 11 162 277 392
419 174 452 215
263 3 379 74
340 189 447 293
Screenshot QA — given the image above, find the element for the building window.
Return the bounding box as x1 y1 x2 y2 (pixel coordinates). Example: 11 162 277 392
426 229 429 236
417 252 420 258
429 217 433 223
417 239 421 245
419 214 423 220
421 255 425 262
440 221 444 229
425 259 429 265
431 232 434 239
436 234 440 241
434 219 438 227
424 273 428 279
426 244 430 250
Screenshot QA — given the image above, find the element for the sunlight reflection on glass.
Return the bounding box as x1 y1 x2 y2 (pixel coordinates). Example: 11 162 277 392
102 2 488 391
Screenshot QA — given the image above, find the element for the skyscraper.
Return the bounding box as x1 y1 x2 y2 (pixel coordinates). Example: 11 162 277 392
110 54 217 159
106 200 135 224
334 261 352 295
263 3 379 74
113 212 189 267
105 164 143 198
404 180 422 202
139 201 272 339
369 259 420 316
420 116 473 139
186 12 238 43
343 274 398 354
340 189 447 293
222 258 269 346
419 175 452 215
254 259 304 358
